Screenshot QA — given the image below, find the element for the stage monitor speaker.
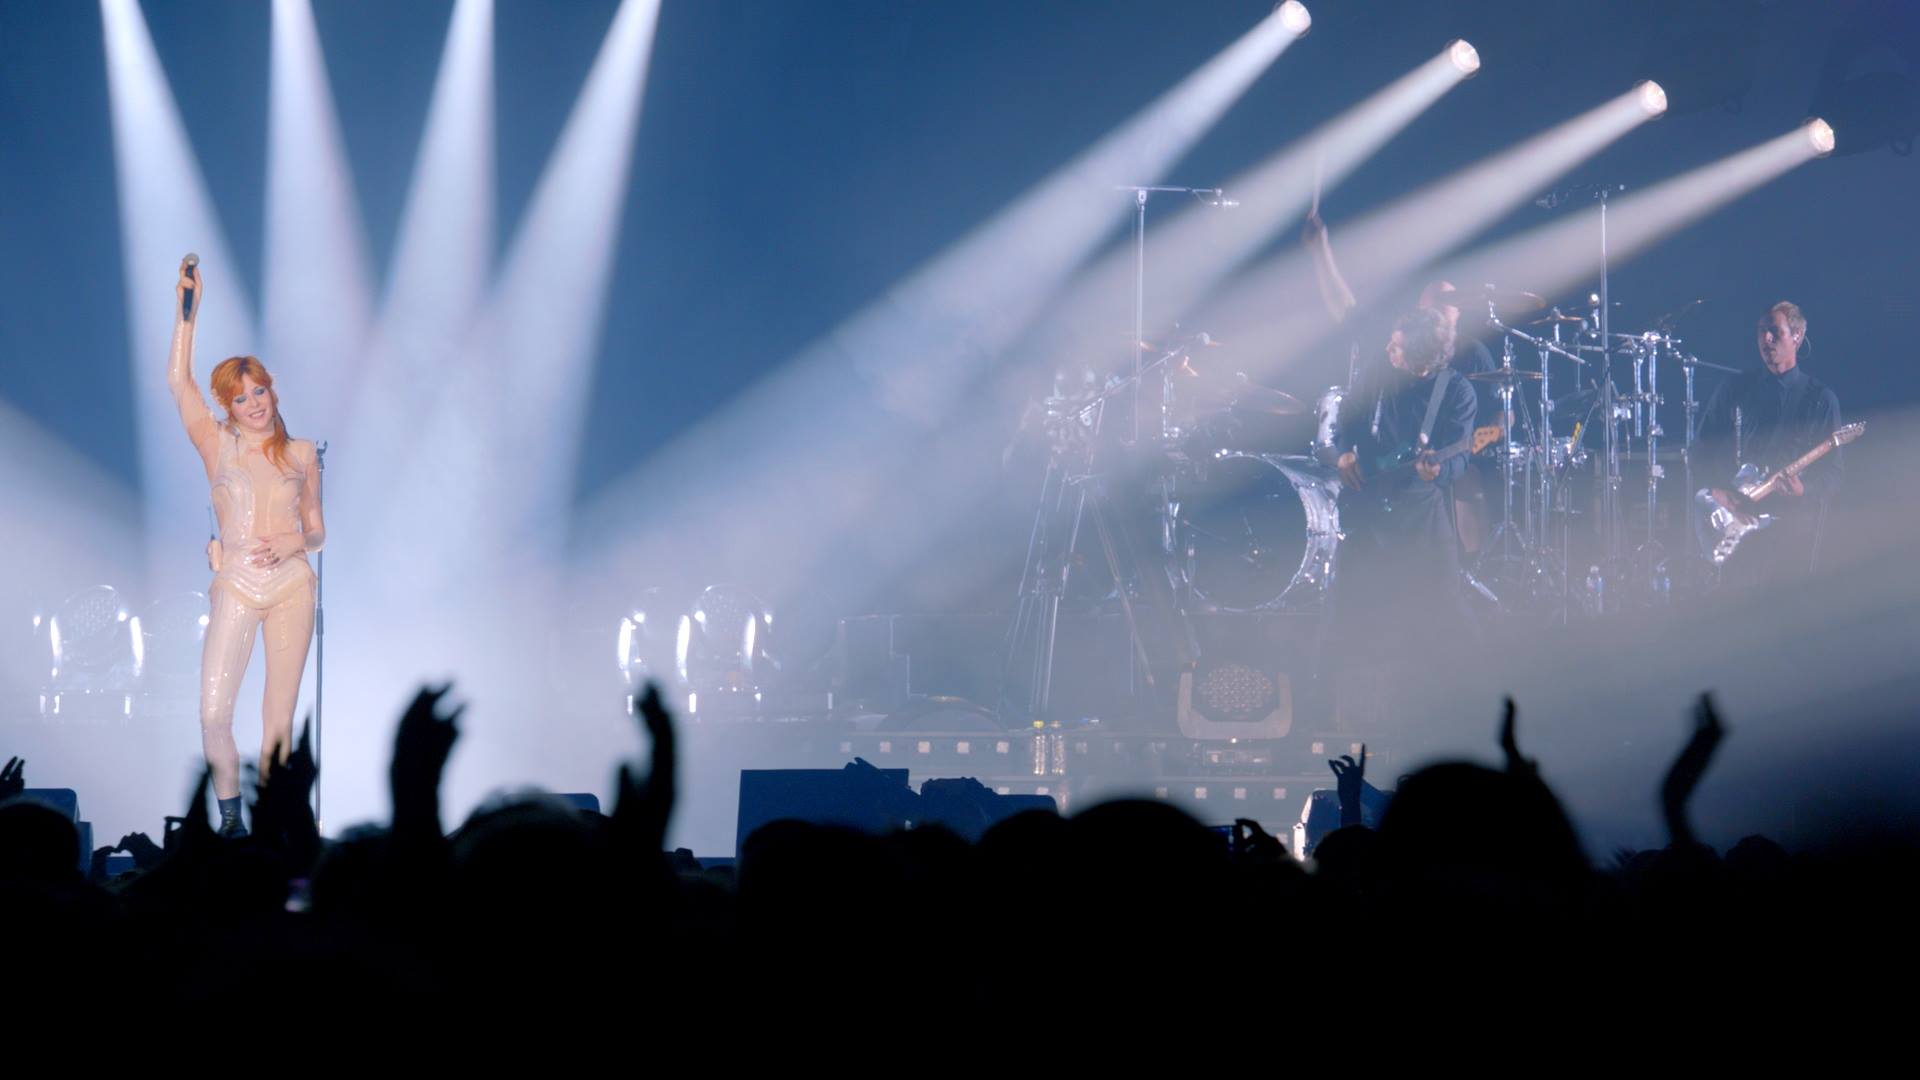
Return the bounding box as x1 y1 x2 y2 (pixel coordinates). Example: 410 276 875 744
736 767 911 853
17 787 87 873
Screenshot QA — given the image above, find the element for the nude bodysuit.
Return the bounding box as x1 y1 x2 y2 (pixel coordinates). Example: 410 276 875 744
169 323 325 800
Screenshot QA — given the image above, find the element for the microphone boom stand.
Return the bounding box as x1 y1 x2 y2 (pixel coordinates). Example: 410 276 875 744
312 439 326 830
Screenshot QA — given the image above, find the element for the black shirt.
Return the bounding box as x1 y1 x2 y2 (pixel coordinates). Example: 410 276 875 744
1696 363 1844 507
1451 335 1500 427
1338 362 1478 506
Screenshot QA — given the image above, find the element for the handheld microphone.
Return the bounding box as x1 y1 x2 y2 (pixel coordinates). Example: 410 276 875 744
181 253 200 320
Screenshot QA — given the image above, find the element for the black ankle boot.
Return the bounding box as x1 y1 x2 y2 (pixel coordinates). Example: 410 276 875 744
217 796 248 839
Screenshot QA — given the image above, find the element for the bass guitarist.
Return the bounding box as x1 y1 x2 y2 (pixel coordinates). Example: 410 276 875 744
1697 301 1845 582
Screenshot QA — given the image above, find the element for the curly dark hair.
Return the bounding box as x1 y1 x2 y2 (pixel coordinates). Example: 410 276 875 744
1392 307 1457 375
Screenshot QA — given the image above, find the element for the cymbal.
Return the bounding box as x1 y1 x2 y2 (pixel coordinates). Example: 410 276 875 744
1528 312 1584 326
1481 285 1546 315
1468 368 1544 382
1228 375 1308 416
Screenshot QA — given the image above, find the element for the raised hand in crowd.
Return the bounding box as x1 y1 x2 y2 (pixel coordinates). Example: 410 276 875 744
1328 745 1367 829
1499 697 1538 779
613 681 677 857
1232 818 1290 865
178 767 216 851
1 756 24 801
116 831 165 870
1661 692 1727 850
252 718 321 870
390 683 462 844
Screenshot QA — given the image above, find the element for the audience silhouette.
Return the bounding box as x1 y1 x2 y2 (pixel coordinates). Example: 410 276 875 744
3 685 1912 1034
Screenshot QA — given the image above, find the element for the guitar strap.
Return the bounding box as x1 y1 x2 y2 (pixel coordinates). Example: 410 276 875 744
1417 368 1453 449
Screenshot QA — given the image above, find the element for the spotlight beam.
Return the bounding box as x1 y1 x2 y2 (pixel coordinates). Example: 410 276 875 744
857 3 1312 422
333 0 494 546
1210 82 1667 372
1017 43 1479 389
447 0 660 564
100 0 258 589
264 0 375 440
1432 120 1834 318
576 7 1310 595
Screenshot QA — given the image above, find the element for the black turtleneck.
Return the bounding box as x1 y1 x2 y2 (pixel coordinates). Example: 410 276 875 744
1696 361 1843 508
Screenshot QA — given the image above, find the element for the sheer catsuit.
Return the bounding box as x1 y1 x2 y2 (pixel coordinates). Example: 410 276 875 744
168 321 325 800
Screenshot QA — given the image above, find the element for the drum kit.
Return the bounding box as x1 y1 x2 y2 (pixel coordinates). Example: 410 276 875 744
999 185 1743 725
1001 283 1744 721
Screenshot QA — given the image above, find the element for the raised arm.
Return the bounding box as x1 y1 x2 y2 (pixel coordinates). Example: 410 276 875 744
167 258 219 466
1303 210 1358 325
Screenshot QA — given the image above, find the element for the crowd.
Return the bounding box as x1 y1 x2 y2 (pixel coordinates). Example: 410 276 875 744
3 683 1914 1038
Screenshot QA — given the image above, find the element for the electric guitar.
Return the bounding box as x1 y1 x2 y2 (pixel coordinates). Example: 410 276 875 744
1694 421 1863 565
1352 423 1504 485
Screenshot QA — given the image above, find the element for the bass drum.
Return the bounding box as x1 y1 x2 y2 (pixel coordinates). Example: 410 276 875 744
1175 452 1342 613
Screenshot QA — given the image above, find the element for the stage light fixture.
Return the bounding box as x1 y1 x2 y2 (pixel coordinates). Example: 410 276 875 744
616 586 681 689
1277 1 1311 35
1639 80 1669 117
1807 117 1837 157
1449 39 1480 76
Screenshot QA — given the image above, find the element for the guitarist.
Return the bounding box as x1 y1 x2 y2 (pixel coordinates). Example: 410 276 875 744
1305 211 1500 553
1697 301 1845 580
1326 308 1481 660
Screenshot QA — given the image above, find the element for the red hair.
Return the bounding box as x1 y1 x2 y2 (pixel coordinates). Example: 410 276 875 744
209 356 293 470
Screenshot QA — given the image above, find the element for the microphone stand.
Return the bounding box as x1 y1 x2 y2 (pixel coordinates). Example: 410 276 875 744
312 439 326 830
1113 184 1237 447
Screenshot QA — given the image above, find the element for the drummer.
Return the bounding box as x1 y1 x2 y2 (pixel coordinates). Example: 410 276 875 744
1304 212 1498 553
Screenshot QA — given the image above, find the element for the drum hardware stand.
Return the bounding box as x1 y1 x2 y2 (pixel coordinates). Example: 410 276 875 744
1485 310 1588 618
1616 332 1667 590
1481 335 1528 563
1001 371 1173 727
1536 184 1628 610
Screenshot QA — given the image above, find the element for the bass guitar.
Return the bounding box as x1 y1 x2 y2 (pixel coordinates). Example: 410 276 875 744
1694 421 1863 565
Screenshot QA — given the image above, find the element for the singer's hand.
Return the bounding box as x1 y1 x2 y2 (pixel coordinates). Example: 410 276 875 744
247 533 303 569
175 259 200 321
206 538 223 573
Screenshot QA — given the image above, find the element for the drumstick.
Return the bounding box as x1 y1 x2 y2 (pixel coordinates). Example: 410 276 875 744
1310 149 1324 218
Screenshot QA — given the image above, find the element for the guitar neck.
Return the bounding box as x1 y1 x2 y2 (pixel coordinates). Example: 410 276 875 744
1755 435 1839 498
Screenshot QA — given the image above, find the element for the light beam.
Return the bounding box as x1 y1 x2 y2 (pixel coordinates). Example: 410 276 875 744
100 0 257 590
264 0 375 439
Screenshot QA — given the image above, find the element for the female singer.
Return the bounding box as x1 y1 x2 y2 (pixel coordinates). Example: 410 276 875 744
167 257 325 837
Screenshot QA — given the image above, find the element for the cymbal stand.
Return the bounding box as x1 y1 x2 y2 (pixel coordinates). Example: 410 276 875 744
1113 184 1237 448
1642 334 1663 555
1488 312 1590 614
1485 333 1525 561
